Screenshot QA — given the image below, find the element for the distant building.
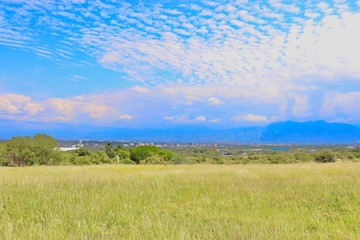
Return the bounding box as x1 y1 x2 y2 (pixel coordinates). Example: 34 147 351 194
57 147 79 152
78 140 84 148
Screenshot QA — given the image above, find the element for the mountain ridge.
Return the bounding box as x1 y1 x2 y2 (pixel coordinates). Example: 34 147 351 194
1 120 359 144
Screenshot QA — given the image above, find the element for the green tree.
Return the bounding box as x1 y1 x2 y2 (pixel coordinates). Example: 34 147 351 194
315 152 335 163
105 143 115 158
130 146 175 164
33 134 59 165
75 147 92 157
5 134 59 166
0 142 7 165
6 136 34 166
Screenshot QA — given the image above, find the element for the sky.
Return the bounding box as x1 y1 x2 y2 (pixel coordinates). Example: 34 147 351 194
0 0 360 130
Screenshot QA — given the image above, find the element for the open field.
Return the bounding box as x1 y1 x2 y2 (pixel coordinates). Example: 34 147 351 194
1 163 360 239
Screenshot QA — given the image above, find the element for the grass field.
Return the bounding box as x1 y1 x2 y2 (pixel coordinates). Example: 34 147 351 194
1 163 360 239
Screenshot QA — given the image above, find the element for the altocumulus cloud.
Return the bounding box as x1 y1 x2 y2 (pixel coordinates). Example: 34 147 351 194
0 0 360 126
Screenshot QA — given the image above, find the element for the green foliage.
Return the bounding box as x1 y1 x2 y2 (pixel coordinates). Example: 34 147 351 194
0 142 8 165
32 134 60 165
75 147 92 156
213 156 224 164
105 143 115 158
171 155 184 164
92 152 111 164
70 155 93 165
315 152 336 163
130 146 176 164
3 134 59 166
114 149 133 164
60 149 113 165
2 136 360 166
5 136 33 166
119 157 136 164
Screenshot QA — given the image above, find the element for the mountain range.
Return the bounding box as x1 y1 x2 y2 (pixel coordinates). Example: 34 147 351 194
1 121 359 144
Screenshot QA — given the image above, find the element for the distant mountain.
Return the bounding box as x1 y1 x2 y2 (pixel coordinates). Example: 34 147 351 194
88 126 263 143
88 121 360 144
260 121 360 144
1 120 359 144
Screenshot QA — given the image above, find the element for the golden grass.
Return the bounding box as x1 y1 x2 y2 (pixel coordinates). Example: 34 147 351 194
1 163 359 239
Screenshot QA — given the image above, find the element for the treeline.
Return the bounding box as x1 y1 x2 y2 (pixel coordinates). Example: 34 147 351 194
0 134 176 166
1 134 359 166
170 146 360 164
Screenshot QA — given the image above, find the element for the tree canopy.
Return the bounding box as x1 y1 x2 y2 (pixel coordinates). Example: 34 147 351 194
1 134 59 166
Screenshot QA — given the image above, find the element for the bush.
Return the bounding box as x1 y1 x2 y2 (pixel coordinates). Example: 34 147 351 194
119 158 135 164
4 134 59 166
130 146 175 164
315 153 335 163
75 147 92 156
115 149 131 161
91 152 111 164
0 155 10 166
213 156 224 164
71 156 92 165
171 155 184 164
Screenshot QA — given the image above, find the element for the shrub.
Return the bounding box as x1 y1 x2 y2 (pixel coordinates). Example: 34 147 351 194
4 135 59 166
171 155 184 164
119 158 135 164
315 153 335 163
75 147 92 156
213 156 224 164
130 146 175 164
115 149 131 161
71 156 92 165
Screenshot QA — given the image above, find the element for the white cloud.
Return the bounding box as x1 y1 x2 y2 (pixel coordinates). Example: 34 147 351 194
118 114 134 120
0 95 21 114
24 102 44 115
1 1 360 125
317 2 329 11
70 75 86 81
321 92 360 121
164 116 175 121
3 0 360 89
83 104 111 120
231 114 268 122
195 116 207 122
46 98 76 121
165 9 183 15
0 93 118 123
0 94 42 115
207 97 224 106
292 95 311 118
163 114 191 123
209 118 219 123
131 86 149 93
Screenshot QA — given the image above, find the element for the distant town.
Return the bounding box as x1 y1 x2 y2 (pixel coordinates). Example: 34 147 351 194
58 139 359 153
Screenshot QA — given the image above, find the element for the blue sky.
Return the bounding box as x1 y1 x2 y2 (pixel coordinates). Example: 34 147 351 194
1 0 360 129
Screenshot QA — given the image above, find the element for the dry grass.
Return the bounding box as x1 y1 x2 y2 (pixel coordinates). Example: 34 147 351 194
1 163 360 239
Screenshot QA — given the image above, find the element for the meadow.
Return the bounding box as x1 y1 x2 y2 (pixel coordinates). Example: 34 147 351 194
1 163 359 239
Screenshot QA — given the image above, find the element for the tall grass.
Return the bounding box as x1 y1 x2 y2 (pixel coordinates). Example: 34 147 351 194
1 163 359 239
